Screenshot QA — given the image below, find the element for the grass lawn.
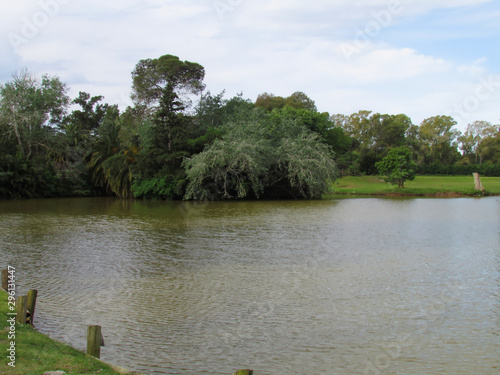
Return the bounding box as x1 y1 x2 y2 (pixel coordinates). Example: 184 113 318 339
327 175 500 196
0 290 130 375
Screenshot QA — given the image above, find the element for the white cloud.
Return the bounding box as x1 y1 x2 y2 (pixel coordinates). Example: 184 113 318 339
0 0 498 131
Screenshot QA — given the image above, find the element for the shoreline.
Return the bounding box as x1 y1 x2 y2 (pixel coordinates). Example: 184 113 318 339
0 289 145 375
327 175 500 198
326 191 499 198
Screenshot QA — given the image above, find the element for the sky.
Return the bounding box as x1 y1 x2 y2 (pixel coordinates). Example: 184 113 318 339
1 0 499 132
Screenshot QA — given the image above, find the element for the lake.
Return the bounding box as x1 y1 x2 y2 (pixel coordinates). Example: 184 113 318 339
0 197 498 374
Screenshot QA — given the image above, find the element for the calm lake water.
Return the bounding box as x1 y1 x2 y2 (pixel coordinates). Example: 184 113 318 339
0 197 499 374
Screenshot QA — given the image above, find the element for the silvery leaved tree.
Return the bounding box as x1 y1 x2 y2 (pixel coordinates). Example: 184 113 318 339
0 70 70 198
183 112 338 200
0 69 69 159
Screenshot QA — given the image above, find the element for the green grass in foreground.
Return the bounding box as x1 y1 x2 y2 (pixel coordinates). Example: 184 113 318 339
0 290 124 375
327 175 500 196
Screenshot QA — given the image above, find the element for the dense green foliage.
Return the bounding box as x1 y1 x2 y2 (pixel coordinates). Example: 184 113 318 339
332 111 499 176
183 111 338 199
0 54 498 200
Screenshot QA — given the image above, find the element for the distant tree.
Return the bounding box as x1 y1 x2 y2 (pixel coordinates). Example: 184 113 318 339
375 147 417 188
332 111 415 174
131 54 205 113
419 115 461 165
85 106 139 198
284 91 317 112
0 69 69 159
404 123 424 164
130 55 206 198
189 92 257 155
255 92 285 111
66 92 108 133
335 110 372 143
54 93 110 166
131 55 205 151
371 113 412 151
0 70 70 198
219 93 256 123
256 91 317 112
459 121 498 164
269 106 352 153
195 91 226 129
478 126 500 164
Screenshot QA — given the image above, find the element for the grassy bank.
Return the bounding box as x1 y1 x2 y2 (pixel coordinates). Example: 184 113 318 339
0 290 129 375
327 175 500 197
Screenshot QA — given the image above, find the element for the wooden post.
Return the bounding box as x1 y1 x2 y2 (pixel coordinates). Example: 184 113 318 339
87 325 102 358
473 173 485 193
233 370 253 375
16 296 27 325
27 289 38 326
1 269 7 291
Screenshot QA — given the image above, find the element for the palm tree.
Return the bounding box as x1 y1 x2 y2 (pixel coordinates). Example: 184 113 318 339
86 115 138 198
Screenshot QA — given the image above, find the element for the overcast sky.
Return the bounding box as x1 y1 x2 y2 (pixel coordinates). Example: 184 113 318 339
1 0 499 132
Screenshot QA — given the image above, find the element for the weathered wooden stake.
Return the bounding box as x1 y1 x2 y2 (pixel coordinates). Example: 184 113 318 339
87 325 102 358
233 370 253 375
27 289 38 326
1 269 7 291
16 296 27 325
473 173 485 193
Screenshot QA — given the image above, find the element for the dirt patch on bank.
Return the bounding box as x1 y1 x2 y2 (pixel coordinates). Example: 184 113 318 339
428 191 465 198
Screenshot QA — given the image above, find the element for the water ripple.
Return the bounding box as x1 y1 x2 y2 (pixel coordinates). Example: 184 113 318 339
0 198 498 374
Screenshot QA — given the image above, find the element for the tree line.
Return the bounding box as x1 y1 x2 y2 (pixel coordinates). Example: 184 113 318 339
1 54 499 200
